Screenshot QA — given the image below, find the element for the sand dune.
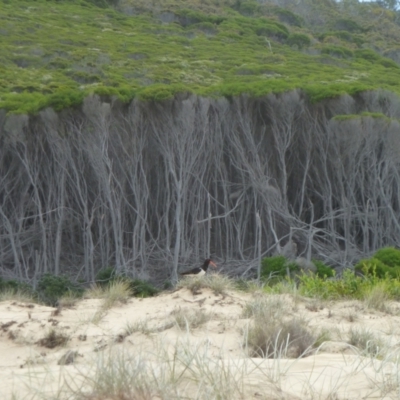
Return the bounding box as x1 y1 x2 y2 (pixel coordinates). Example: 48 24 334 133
1 286 400 399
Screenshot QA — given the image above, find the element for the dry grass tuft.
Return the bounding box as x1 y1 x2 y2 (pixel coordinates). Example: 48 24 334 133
363 284 391 313
37 329 69 349
246 316 315 358
242 294 289 320
305 298 325 312
63 341 251 400
86 280 132 310
313 328 333 348
0 289 37 304
243 294 315 358
347 327 384 356
123 319 175 337
343 309 359 323
177 273 234 296
58 292 80 308
171 308 213 330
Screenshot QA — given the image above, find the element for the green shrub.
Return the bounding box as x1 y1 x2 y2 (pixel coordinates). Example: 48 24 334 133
274 8 303 27
1 92 48 114
373 247 400 267
138 85 183 102
254 20 289 40
46 89 85 111
128 279 159 298
380 58 399 69
261 255 299 282
313 260 334 278
83 0 120 8
0 277 34 296
318 30 364 45
299 269 364 300
192 22 218 34
354 253 400 279
355 258 390 278
37 274 84 306
237 1 261 16
175 9 225 26
95 267 117 286
334 18 363 32
321 45 353 58
95 267 158 297
355 49 381 62
287 33 311 48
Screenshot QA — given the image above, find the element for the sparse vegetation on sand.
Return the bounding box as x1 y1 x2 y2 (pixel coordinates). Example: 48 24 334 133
87 279 133 310
4 284 400 399
36 329 70 349
177 273 234 296
242 295 315 358
171 307 214 330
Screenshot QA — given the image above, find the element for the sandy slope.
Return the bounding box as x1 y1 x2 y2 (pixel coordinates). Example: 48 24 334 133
1 287 400 399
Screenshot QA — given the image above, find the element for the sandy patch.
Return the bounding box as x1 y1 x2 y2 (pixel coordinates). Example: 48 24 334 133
1 288 400 399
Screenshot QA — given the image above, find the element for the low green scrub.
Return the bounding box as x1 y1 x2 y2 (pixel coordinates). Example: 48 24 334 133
299 270 363 300
287 33 311 49
0 274 83 305
261 256 299 282
95 267 158 298
3 0 400 113
305 82 371 104
0 277 34 297
334 18 363 33
355 247 400 279
83 0 120 8
373 247 400 268
273 8 303 27
129 279 159 298
261 255 334 282
313 260 335 278
355 258 399 279
355 49 382 62
254 19 289 40
298 270 400 301
36 274 84 306
1 268 158 307
235 1 261 17
321 45 354 59
260 253 400 301
95 267 117 286
318 31 365 47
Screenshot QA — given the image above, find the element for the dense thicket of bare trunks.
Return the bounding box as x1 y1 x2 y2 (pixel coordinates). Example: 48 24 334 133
1 89 400 284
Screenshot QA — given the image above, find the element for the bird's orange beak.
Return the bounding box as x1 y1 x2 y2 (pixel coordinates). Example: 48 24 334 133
210 261 217 268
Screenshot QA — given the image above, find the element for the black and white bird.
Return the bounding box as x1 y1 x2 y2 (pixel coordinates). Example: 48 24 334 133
180 258 217 277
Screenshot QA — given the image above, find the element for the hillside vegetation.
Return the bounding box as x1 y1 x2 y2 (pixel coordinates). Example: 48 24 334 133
2 0 400 285
2 0 400 113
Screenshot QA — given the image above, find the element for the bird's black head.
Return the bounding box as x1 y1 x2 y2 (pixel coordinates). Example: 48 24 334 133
203 258 217 269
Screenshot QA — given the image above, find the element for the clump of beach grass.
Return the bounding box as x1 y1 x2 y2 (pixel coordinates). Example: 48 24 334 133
363 284 391 313
171 308 213 330
0 288 37 304
86 279 132 310
177 273 234 296
347 327 384 356
37 329 70 349
243 294 315 358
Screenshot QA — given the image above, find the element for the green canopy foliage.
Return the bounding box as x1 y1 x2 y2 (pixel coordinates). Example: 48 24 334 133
2 0 400 113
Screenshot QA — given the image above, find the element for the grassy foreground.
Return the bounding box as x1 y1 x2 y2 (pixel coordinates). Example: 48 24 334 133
3 273 400 399
4 250 400 397
2 0 400 113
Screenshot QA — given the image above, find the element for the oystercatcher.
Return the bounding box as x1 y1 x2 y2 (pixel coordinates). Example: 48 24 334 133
180 258 217 277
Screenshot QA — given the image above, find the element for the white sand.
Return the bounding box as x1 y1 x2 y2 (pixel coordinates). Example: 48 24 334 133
1 287 400 399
